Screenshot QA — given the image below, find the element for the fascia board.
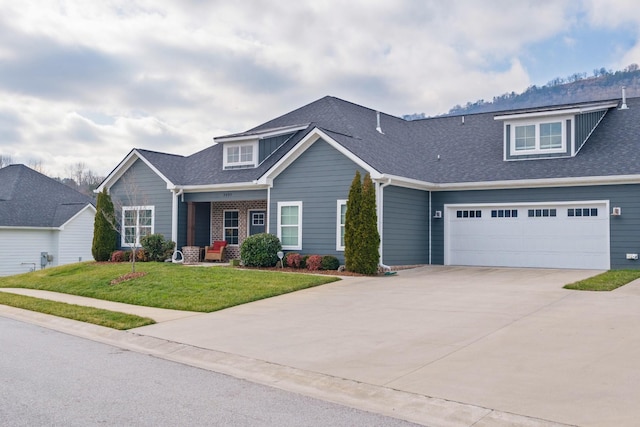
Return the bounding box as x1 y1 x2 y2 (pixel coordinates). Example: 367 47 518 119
0 226 60 230
256 128 381 185
431 174 640 191
214 124 310 143
95 150 176 192
494 102 618 121
178 182 271 193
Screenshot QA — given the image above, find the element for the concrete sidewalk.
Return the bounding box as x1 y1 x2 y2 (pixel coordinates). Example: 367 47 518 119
4 266 640 426
0 288 201 322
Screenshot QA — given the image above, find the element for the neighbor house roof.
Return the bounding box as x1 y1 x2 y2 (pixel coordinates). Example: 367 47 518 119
0 164 95 228
105 94 640 189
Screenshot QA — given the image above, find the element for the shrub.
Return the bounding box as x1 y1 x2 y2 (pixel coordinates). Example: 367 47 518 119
141 234 175 262
240 233 282 267
92 189 117 261
321 255 340 271
301 255 309 269
110 250 126 262
135 249 149 262
285 253 302 268
306 255 322 271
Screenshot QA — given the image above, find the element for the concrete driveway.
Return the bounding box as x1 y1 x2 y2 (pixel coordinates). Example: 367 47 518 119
132 266 640 426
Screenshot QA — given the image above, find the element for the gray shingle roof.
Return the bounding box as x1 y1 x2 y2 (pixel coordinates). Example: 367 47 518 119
134 95 640 187
0 164 94 227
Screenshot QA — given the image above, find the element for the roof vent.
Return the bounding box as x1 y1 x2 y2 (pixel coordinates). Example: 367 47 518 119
620 86 629 110
376 111 384 134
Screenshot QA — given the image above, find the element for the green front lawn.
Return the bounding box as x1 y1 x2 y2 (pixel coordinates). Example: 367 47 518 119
0 262 340 312
564 270 640 291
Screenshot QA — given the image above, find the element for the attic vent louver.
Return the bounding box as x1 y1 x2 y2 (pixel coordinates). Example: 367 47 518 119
620 86 629 110
376 111 384 134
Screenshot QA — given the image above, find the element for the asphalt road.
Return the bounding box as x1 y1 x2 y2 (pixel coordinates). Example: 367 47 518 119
0 317 419 427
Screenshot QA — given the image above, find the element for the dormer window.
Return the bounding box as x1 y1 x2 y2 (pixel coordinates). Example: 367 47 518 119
495 101 618 161
223 142 258 169
512 120 566 155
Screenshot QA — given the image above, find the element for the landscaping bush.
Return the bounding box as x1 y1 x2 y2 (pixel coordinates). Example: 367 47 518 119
306 255 323 271
285 253 302 268
110 250 126 262
321 255 340 271
141 233 175 262
301 255 309 269
135 249 149 262
240 233 282 267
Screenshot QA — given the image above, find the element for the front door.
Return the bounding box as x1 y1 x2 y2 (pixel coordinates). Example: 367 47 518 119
249 210 266 235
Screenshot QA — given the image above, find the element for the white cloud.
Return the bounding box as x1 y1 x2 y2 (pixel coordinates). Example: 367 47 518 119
0 0 638 177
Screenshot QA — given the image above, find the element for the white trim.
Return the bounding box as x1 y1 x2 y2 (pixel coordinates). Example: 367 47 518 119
257 128 381 185
507 117 570 156
494 102 618 120
121 205 155 247
336 199 347 251
95 149 175 193
223 141 258 169
214 124 310 143
176 182 271 193
277 201 302 250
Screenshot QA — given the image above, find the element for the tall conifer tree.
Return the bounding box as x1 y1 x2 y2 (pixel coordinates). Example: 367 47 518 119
344 171 362 271
91 189 117 261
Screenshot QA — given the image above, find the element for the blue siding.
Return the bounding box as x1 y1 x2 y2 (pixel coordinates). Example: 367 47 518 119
382 186 430 265
110 159 173 247
269 139 365 261
431 184 640 269
259 133 294 163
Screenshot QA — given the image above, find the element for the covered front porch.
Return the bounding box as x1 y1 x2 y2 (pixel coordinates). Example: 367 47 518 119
180 189 268 262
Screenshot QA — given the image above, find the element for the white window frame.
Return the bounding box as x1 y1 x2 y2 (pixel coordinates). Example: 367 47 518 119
508 116 569 156
223 210 239 246
336 200 347 251
277 201 302 250
223 141 258 169
121 206 154 247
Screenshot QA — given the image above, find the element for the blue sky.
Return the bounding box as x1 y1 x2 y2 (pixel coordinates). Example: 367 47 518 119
0 0 638 177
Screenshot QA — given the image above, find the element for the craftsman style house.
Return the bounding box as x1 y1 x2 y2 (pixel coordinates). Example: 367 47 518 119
97 93 640 269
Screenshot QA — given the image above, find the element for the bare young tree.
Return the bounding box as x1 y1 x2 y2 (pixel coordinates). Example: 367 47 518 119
102 174 151 273
0 154 14 168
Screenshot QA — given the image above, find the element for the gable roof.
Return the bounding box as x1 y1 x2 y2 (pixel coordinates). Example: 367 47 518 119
102 94 640 191
0 164 95 228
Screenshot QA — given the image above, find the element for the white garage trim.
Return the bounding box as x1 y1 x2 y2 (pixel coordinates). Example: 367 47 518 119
444 200 610 270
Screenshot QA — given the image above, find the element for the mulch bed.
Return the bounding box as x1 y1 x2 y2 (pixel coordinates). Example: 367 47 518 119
110 272 147 285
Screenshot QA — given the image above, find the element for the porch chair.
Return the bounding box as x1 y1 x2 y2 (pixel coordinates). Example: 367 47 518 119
204 241 228 262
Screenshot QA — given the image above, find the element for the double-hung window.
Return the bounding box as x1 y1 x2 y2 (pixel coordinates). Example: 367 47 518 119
122 206 154 247
336 200 347 251
224 210 239 245
278 201 302 250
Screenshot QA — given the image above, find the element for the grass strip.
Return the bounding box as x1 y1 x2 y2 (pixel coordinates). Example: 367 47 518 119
564 270 640 291
0 292 155 329
0 262 340 312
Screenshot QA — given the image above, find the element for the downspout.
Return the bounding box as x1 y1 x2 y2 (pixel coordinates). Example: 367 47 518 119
377 178 392 270
429 191 432 265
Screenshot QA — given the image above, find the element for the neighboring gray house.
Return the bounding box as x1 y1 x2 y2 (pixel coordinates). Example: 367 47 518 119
97 94 640 270
0 165 96 276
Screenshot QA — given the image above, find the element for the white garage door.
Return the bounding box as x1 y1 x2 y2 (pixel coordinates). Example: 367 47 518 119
445 201 610 269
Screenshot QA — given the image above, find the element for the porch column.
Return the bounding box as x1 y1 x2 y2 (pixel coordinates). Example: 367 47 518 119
187 202 196 246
